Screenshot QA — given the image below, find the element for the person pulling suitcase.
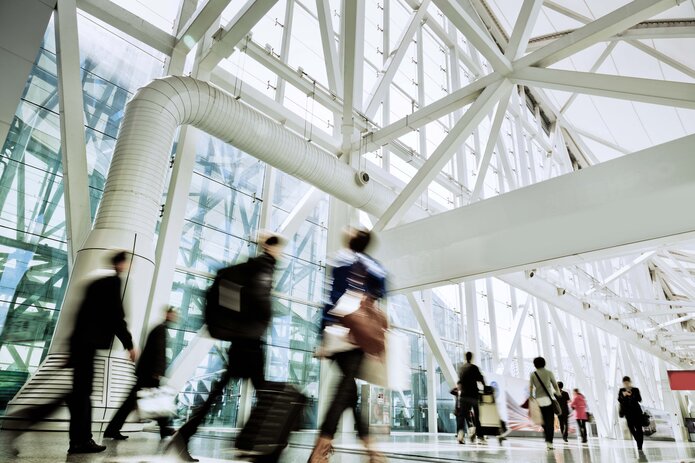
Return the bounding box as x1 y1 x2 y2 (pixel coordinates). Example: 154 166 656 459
166 234 302 462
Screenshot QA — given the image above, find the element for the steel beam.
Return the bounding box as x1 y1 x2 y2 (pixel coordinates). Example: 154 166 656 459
176 0 232 49
375 134 695 291
511 67 695 110
77 0 175 55
406 293 458 387
199 0 279 70
55 0 92 267
505 0 544 61
315 0 342 94
363 0 431 119
431 0 512 73
469 87 512 202
367 72 502 149
373 79 511 231
515 0 680 69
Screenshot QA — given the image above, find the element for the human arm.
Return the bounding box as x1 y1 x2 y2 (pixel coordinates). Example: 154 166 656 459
112 278 134 352
634 387 642 403
549 371 560 398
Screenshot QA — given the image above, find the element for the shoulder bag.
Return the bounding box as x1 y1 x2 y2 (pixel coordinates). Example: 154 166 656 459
534 371 562 416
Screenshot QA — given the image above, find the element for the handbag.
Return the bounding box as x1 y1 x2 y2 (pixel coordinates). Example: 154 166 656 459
137 385 177 419
332 292 387 355
357 330 410 391
642 411 651 427
528 397 543 425
534 371 562 416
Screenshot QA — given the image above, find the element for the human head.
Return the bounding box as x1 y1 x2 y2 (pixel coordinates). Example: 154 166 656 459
573 388 580 395
111 251 128 274
165 306 178 324
622 376 632 388
533 357 546 369
260 233 284 259
465 351 473 363
348 228 371 253
558 381 564 390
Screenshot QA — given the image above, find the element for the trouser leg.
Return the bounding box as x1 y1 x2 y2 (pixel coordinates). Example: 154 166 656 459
176 362 233 442
626 415 643 449
540 406 555 443
577 420 587 441
105 384 138 434
559 414 568 439
68 348 95 444
471 401 481 438
319 349 366 439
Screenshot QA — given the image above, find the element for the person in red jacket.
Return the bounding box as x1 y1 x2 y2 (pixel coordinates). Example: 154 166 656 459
570 388 588 443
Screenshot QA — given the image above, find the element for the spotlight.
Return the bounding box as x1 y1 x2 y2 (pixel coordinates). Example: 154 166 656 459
525 269 537 278
556 287 566 296
582 302 591 310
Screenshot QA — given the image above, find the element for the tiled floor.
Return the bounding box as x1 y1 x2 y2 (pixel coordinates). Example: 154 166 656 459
2 430 695 463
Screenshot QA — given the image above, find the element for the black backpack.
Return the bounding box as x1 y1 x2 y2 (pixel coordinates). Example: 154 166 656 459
205 263 250 341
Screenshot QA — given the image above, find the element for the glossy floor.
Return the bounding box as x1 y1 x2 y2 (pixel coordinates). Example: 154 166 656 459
2 430 694 463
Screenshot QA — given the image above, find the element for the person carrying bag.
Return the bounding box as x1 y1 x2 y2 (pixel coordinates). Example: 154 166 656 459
309 229 388 463
529 357 561 450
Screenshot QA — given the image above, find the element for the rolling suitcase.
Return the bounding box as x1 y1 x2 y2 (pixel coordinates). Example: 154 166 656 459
477 386 502 438
236 382 307 463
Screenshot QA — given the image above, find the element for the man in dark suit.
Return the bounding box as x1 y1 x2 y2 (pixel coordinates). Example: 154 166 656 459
458 351 484 444
104 307 177 440
67 250 136 454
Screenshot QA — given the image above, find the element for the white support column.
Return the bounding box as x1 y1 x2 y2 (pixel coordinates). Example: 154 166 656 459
464 281 480 361
511 87 531 187
500 293 529 375
316 0 342 95
423 291 439 433
55 0 92 268
485 278 499 369
536 301 554 367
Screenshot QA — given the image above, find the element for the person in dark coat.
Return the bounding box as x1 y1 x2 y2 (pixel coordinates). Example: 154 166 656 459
4 251 136 455
458 351 484 444
557 381 571 442
67 250 137 454
104 307 178 440
618 376 644 451
166 234 283 462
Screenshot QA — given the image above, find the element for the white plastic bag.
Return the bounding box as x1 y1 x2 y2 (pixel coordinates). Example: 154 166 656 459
137 385 177 419
357 330 410 391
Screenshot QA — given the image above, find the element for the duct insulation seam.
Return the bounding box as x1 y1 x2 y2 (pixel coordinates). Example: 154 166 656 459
94 75 404 241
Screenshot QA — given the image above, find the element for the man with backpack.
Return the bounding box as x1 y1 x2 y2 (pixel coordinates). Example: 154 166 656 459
166 234 283 462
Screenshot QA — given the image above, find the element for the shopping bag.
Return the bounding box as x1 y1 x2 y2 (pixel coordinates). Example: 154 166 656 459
528 397 543 425
137 386 177 419
357 330 410 391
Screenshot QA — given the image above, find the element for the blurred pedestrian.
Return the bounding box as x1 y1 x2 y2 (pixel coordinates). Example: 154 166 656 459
68 250 137 454
166 234 283 462
458 352 485 444
104 306 178 440
557 381 571 442
308 229 387 463
571 388 588 443
618 376 644 451
4 251 136 455
529 357 560 450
